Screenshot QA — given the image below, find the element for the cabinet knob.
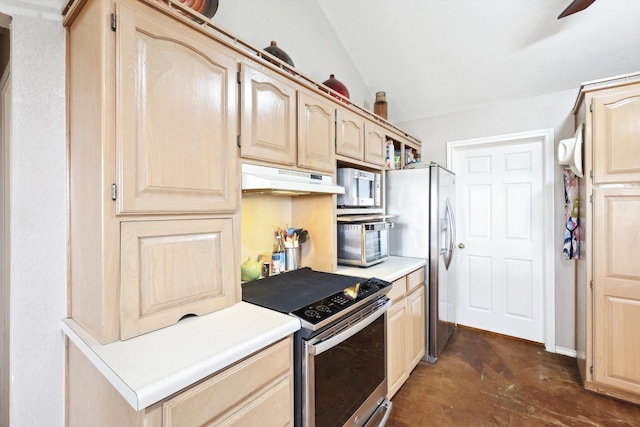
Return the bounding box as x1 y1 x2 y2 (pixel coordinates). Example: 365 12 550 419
458 243 465 249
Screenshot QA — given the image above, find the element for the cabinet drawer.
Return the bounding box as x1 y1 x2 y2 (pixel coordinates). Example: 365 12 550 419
218 377 292 426
163 337 292 427
120 218 237 340
407 267 425 293
387 276 407 302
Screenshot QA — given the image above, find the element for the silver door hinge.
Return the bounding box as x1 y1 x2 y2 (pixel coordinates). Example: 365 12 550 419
237 71 241 84
589 101 593 113
589 194 593 203
590 366 593 375
590 280 593 290
590 170 593 178
111 13 117 31
111 183 117 200
237 135 241 147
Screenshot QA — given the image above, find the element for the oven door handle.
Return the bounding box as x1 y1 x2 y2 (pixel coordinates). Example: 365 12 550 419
308 299 391 356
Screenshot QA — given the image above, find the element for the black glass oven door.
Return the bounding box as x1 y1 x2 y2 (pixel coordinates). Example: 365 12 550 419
303 300 388 427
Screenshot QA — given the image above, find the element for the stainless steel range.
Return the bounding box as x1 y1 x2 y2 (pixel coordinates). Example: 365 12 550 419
242 268 392 427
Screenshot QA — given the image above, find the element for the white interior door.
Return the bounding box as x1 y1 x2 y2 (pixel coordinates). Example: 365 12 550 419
449 132 550 344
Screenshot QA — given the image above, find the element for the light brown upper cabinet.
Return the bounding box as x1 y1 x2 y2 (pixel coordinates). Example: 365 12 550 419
67 0 240 344
592 85 640 185
240 63 297 167
336 106 387 168
364 121 388 167
240 63 336 174
297 89 337 174
336 106 366 161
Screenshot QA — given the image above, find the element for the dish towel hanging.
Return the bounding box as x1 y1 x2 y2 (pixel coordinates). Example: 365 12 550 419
563 169 580 259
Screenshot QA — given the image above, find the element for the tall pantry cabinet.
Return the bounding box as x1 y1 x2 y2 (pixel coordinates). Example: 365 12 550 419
66 0 241 344
574 73 640 405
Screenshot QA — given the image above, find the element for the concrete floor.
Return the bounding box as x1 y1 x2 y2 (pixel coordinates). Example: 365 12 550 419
386 327 640 426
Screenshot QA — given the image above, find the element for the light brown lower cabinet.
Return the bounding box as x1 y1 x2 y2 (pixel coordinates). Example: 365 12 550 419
67 336 294 427
386 268 426 399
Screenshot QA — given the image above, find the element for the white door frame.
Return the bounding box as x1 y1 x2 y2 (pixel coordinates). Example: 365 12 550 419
0 61 9 427
446 128 556 352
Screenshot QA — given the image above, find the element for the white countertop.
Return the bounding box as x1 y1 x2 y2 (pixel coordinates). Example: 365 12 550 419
62 302 300 411
335 256 426 282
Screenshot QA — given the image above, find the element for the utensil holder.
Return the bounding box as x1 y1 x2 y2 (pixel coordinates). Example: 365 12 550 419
285 247 301 271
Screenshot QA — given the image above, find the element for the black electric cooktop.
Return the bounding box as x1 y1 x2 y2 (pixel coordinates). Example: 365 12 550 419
241 267 391 330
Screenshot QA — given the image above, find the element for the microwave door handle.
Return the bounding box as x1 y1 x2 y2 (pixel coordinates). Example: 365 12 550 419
373 174 381 206
365 177 375 206
308 300 390 356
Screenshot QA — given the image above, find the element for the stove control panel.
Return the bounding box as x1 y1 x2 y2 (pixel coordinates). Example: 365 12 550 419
290 277 391 330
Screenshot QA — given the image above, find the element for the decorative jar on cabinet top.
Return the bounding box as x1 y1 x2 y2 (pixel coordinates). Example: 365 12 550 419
323 74 350 100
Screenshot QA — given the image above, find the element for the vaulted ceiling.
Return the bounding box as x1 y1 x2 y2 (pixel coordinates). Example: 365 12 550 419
316 0 640 122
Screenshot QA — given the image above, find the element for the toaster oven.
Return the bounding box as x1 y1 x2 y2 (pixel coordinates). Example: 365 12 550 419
337 221 393 267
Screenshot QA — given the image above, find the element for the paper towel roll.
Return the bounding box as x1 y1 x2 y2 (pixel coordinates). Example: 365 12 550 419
569 124 584 178
558 138 575 165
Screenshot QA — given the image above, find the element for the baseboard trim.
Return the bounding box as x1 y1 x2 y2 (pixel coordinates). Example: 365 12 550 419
554 346 577 358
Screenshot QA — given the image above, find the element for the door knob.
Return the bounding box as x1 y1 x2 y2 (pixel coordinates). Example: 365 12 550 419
458 243 465 249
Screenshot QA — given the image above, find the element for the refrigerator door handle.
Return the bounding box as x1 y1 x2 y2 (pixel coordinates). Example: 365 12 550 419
442 199 455 270
449 197 456 258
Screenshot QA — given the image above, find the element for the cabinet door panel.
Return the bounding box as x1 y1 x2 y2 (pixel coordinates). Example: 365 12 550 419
118 0 238 214
386 299 408 398
336 107 365 160
120 219 236 340
593 85 640 184
407 286 426 370
593 188 640 394
241 63 296 165
364 122 387 167
298 90 336 174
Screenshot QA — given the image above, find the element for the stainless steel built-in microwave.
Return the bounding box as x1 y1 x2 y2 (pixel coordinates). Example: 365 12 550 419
336 168 381 207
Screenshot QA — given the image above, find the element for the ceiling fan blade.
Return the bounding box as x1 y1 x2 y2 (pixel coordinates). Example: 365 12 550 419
558 0 596 19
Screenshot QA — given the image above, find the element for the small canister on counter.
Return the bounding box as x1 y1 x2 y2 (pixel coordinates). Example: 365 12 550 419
259 253 271 278
272 233 286 275
271 252 283 275
285 246 301 271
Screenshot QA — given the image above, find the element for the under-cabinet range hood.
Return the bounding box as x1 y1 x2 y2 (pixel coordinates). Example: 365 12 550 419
241 163 345 195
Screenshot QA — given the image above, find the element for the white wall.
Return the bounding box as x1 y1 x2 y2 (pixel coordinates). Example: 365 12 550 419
213 0 371 109
0 1 66 426
397 89 579 351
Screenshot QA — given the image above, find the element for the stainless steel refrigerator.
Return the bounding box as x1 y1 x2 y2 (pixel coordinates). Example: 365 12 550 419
386 163 456 363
